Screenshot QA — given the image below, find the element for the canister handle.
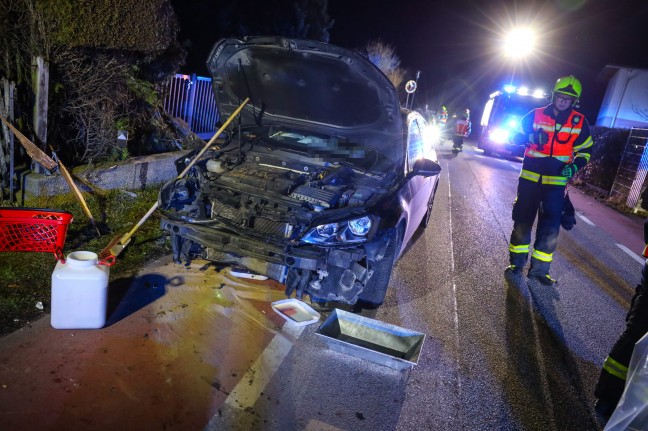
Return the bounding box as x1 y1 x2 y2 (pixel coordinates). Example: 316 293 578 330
54 248 66 264
99 255 116 267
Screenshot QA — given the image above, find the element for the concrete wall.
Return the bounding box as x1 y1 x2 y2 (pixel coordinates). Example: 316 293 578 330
21 150 190 204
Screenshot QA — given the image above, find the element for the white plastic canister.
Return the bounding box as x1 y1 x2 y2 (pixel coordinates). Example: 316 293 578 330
51 251 110 329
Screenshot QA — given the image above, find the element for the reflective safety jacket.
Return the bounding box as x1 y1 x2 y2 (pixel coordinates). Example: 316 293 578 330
514 104 593 186
455 118 471 137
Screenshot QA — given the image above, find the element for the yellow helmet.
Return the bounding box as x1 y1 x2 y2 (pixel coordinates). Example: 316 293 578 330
553 75 582 100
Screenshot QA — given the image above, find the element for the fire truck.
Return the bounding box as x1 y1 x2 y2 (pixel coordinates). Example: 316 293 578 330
478 85 546 157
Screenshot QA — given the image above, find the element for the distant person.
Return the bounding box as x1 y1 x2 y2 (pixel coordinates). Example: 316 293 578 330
452 109 471 153
505 75 594 284
438 105 448 125
594 217 648 419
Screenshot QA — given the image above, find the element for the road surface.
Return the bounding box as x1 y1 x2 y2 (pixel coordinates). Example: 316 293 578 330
0 141 644 431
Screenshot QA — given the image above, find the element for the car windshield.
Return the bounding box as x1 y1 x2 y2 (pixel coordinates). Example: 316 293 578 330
240 126 398 173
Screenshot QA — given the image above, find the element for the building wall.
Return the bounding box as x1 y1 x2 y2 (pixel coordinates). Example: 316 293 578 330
597 68 648 128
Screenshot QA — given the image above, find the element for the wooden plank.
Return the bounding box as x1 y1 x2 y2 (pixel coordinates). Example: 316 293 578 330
0 115 57 171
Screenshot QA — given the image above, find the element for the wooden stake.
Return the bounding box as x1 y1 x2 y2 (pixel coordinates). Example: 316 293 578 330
0 115 57 171
51 147 101 236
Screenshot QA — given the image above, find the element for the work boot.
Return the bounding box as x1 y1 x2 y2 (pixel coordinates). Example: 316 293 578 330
528 273 557 285
504 264 522 275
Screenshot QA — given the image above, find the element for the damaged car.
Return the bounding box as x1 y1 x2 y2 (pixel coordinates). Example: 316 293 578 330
159 36 441 309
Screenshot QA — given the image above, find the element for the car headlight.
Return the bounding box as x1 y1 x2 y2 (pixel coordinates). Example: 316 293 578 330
348 216 371 236
302 216 374 244
316 223 339 237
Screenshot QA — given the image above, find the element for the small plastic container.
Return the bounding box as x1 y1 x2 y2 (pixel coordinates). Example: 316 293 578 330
51 251 110 329
271 298 320 326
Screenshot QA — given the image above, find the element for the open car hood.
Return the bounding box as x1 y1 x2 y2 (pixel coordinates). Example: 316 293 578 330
206 36 403 144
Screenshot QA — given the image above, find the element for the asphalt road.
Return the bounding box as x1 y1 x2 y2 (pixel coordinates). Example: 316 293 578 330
0 140 644 431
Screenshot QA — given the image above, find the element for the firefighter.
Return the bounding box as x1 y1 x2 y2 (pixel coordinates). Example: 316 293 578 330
505 76 594 284
438 105 448 125
594 218 648 418
452 109 471 153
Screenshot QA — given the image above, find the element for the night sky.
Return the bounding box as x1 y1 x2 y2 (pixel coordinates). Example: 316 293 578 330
175 0 648 123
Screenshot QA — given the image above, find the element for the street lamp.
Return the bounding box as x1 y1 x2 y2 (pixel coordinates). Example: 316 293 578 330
502 27 536 59
501 27 536 85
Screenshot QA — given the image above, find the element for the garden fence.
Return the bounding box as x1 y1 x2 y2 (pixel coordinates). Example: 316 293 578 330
610 127 648 211
163 74 219 139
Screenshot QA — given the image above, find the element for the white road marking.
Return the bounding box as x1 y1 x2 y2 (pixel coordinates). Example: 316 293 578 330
616 243 645 265
576 212 596 226
509 164 519 170
224 323 304 409
446 163 462 413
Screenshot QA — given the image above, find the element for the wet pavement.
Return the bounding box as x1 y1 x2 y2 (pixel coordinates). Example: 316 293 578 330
568 186 644 257
0 155 645 430
0 257 292 430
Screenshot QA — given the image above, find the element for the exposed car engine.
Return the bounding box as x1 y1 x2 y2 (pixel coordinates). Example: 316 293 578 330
159 36 440 309
160 147 396 305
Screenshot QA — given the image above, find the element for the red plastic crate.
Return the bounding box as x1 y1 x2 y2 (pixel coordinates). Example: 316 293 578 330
0 208 74 261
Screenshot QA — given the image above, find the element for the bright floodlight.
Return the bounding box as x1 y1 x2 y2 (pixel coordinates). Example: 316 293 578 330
502 28 536 58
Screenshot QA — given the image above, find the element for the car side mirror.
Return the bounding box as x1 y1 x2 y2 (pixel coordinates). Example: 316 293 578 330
409 158 442 178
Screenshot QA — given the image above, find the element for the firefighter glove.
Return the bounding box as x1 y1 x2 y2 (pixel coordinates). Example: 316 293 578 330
561 163 578 178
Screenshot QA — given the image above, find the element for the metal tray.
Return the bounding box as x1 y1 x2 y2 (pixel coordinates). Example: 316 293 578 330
316 308 425 370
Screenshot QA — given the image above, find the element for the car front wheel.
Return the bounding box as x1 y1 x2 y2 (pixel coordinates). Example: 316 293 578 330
356 226 404 307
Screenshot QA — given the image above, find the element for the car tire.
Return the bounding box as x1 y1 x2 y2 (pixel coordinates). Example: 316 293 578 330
420 181 438 229
421 205 432 228
357 225 404 307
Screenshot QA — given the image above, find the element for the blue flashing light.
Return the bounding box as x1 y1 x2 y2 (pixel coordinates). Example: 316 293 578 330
503 85 516 93
490 128 509 143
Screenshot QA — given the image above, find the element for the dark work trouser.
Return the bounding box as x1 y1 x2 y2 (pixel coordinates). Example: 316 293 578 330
594 262 648 408
509 178 565 275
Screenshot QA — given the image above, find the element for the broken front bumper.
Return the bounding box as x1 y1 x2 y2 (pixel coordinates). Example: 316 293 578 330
160 217 391 304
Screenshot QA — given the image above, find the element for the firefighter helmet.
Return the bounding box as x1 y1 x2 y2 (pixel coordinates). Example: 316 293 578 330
553 76 582 100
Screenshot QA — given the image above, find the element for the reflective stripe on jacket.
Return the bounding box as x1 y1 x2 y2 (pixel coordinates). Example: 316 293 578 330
524 108 582 160
517 106 593 185
455 119 470 137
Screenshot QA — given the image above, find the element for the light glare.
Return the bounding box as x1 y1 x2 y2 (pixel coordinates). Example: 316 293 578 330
502 28 536 58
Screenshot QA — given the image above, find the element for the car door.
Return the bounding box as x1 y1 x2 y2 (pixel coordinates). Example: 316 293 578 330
402 115 434 248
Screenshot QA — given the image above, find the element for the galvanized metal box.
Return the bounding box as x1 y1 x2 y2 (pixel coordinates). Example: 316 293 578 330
316 308 425 370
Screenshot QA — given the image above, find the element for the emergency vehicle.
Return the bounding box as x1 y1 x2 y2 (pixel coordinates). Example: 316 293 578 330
478 85 546 157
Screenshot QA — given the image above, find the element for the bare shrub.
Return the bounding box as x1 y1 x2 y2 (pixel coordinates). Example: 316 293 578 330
52 51 139 164
365 39 405 89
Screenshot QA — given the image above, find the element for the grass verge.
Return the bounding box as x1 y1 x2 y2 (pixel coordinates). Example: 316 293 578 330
0 186 170 337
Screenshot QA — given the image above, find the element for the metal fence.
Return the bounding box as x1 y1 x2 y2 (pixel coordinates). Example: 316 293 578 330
610 127 648 211
163 74 219 139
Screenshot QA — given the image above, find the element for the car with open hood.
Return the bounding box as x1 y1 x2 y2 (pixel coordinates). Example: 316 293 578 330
159 36 441 309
